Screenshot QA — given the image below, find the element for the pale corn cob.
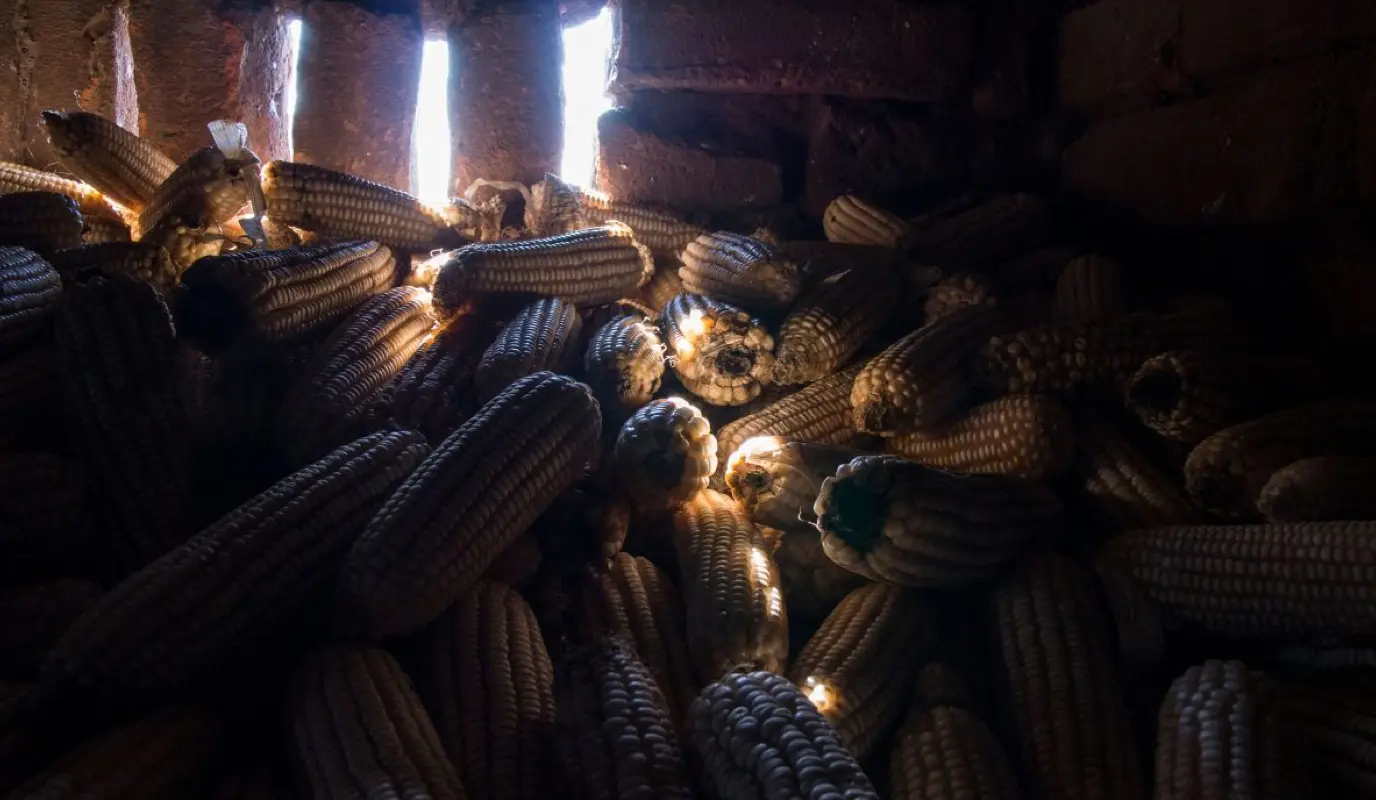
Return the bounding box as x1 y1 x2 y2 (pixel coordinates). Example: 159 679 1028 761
524 173 585 236
715 364 861 476
1074 412 1202 530
583 311 666 412
1257 456 1376 522
0 579 103 679
923 271 997 323
886 394 1075 480
263 161 451 251
993 554 1144 800
42 110 177 212
1098 521 1376 639
890 688 1022 800
416 582 555 800
0 454 91 579
789 583 935 760
0 247 62 355
555 637 694 799
816 455 1062 587
1184 399 1376 516
637 264 685 315
1285 674 1376 797
906 193 1051 268
773 263 900 386
678 231 803 312
371 310 489 443
611 398 717 509
286 647 466 800
276 287 435 462
339 372 601 639
434 225 654 314
50 243 180 289
139 146 260 234
691 670 879 800
56 274 192 576
662 293 775 406
823 195 910 248
1053 254 1127 323
140 217 224 272
671 489 788 680
0 192 85 254
725 438 866 533
578 190 706 261
1155 660 1287 800
43 430 427 697
474 297 583 400
852 305 1004 435
0 161 125 220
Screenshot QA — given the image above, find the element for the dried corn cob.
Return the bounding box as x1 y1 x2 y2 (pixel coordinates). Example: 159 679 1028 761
1053 254 1126 323
43 430 427 697
789 584 934 760
263 161 451 251
679 231 803 312
0 454 90 579
1257 456 1376 522
923 271 997 323
816 455 1062 587
611 398 717 509
671 489 788 680
907 193 1051 268
1099 521 1376 639
577 189 706 261
691 670 879 800
0 161 125 221
0 247 62 356
774 528 867 627
636 264 685 315
555 637 694 799
42 110 177 212
852 305 1004 435
993 554 1143 800
371 311 488 443
0 579 103 679
715 364 861 477
415 582 554 800
435 225 654 314
1184 400 1376 517
0 192 85 254
823 195 910 248
1155 660 1286 800
1285 674 1376 797
50 242 180 289
524 173 585 236
886 394 1075 480
80 213 132 245
662 293 775 407
1074 412 1202 530
890 698 1022 800
286 647 466 800
474 297 583 400
139 146 260 234
339 372 601 639
773 264 900 386
140 217 224 272
725 438 866 533
583 311 666 412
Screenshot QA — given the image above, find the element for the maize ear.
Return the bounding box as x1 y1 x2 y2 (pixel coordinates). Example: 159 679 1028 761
263 161 453 251
725 438 866 533
50 243 180 289
139 217 225 272
1285 673 1376 797
611 398 717 509
923 271 998 324
772 528 868 628
0 192 85 254
1257 455 1376 522
371 310 490 443
0 247 62 356
1053 254 1127 323
907 193 1051 268
0 579 103 679
578 191 705 261
42 110 177 212
1 162 126 227
80 214 132 245
890 694 1022 800
662 293 775 407
139 146 260 234
1073 412 1203 530
524 173 585 236
823 195 910 248
0 454 91 580
679 231 803 312
583 311 666 412
773 263 900 386
636 264 685 316
715 364 861 477
474 297 583 401
886 394 1075 480
483 534 544 589
339 372 601 639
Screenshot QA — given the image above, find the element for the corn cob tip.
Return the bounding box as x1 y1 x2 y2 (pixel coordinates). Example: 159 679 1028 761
813 458 883 552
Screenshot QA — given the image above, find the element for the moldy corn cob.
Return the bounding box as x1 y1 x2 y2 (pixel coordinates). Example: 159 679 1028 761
822 195 910 248
50 243 180 290
0 161 125 220
42 110 177 212
1257 455 1376 521
139 145 260 235
583 310 666 412
0 192 85 254
611 397 717 509
662 293 775 406
725 439 866 533
885 394 1075 480
474 297 583 401
772 263 900 386
679 231 803 312
262 160 453 251
715 364 862 478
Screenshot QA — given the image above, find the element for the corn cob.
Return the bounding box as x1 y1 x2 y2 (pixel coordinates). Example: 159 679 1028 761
415 582 555 800
772 264 899 386
611 398 717 509
435 225 654 314
691 670 879 800
671 489 788 680
525 173 585 236
445 194 507 244
339 372 601 639
992 554 1143 800
678 231 803 312
43 430 427 697
80 214 132 247
139 146 260 234
56 273 192 576
1257 456 1376 522
852 305 1004 435
1125 350 1333 444
484 534 544 588
0 192 85 254
275 287 435 462
555 637 695 799
715 364 861 477
906 193 1051 268
1285 674 1376 797
0 579 103 679
577 189 706 261
1184 399 1376 517
0 454 91 579
371 310 489 443
885 394 1075 480
923 271 998 323
583 311 666 412
0 161 125 220
42 110 177 212
816 455 1062 587
890 694 1022 800
662 293 775 407
474 297 583 401
773 527 868 628
725 438 866 533
1155 660 1287 800
49 242 179 289
1053 254 1126 323
286 646 466 800
636 264 685 315
0 247 62 356
262 161 452 251
1074 412 1202 530
140 217 225 272
1099 520 1376 639
823 195 910 248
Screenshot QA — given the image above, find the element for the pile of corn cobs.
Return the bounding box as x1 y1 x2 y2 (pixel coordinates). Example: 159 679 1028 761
0 110 1373 799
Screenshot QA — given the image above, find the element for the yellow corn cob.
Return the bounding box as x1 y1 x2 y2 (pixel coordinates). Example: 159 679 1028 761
690 670 880 799
852 305 1005 435
885 394 1075 480
371 310 490 443
0 454 91 581
0 579 103 679
906 193 1051 268
434 225 654 314
725 438 866 533
679 231 803 312
662 293 775 407
1257 456 1376 522
922 271 998 324
415 582 555 800
339 372 601 639
262 161 452 251
1098 521 1376 639
889 670 1023 800
50 243 180 289
139 146 260 234
0 192 85 254
1286 674 1376 797
636 263 686 315
671 489 788 681
1053 254 1127 323
555 637 695 799
140 217 225 273
474 297 583 401
1074 412 1202 530
816 455 1062 587
43 430 428 698
823 195 910 248
611 397 717 509
993 554 1144 800
0 247 62 356
42 110 178 212
0 161 124 220
773 263 900 386
715 364 861 477
1184 399 1376 517
578 189 706 261
583 311 666 412
286 646 467 800
80 214 132 245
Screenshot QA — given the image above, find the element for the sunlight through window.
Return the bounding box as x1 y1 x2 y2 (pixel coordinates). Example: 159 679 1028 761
413 40 453 205
285 19 303 154
560 8 615 188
